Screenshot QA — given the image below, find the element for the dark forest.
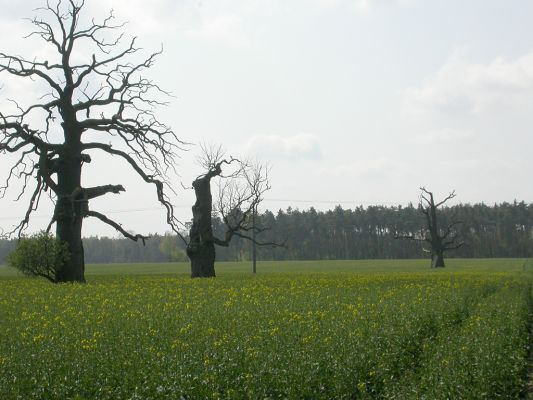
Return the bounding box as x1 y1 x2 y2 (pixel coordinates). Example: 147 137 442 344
2 200 532 264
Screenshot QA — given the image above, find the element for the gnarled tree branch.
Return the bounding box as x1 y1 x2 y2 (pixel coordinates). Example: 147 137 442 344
86 210 148 244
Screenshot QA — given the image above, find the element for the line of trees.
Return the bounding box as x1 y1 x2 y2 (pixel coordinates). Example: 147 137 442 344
1 200 532 265
252 201 533 261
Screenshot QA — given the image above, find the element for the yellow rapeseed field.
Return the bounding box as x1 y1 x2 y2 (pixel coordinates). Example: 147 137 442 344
0 260 531 399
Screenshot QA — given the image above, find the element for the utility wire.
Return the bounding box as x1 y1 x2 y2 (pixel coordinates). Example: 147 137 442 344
0 198 411 221
264 198 409 205
0 205 191 221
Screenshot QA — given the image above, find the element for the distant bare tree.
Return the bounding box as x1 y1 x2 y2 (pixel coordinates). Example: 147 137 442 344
186 144 281 278
395 187 464 268
0 1 184 282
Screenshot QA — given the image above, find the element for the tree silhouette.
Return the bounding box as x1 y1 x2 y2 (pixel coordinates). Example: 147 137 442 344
186 145 281 277
395 187 464 268
0 0 183 282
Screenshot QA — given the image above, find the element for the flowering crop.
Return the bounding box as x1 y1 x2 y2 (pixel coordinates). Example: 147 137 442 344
0 262 531 399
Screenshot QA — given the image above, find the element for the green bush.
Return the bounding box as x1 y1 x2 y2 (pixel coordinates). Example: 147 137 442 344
7 231 69 283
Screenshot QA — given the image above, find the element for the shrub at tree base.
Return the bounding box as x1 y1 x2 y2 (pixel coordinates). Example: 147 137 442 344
7 231 70 283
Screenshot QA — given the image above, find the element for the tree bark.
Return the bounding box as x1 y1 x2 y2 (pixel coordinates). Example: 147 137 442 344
431 250 445 268
189 240 216 278
55 202 85 282
54 142 86 283
187 174 216 278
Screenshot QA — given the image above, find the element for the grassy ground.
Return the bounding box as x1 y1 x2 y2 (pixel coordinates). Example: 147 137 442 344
1 257 529 278
0 258 531 399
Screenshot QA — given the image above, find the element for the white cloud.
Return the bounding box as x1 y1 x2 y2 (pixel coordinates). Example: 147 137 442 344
404 50 533 116
84 0 191 35
245 133 322 160
0 1 36 21
415 128 474 143
311 0 342 7
312 0 416 13
185 13 250 48
88 2 252 48
0 0 185 40
326 158 406 180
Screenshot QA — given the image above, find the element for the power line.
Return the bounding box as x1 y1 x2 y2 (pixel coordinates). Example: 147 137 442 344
0 198 412 221
0 205 191 221
264 198 409 205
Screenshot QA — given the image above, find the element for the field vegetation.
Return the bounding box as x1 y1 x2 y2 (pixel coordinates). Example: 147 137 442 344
0 259 531 399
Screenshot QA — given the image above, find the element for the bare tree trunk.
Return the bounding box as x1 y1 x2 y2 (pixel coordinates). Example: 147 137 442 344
431 250 445 268
189 241 216 278
54 150 86 283
252 207 256 274
55 203 85 282
187 175 216 278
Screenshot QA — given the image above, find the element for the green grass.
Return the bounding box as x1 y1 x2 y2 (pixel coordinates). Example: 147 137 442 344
0 259 532 399
1 257 529 278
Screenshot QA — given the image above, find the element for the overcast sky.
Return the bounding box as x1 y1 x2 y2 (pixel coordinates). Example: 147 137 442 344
1 0 533 237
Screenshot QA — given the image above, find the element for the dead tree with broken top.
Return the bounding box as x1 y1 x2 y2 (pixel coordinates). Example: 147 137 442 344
186 145 280 278
395 187 464 268
0 1 183 282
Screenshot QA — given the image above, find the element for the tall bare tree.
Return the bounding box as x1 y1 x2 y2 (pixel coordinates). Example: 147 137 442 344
0 1 183 282
186 145 280 278
395 187 464 268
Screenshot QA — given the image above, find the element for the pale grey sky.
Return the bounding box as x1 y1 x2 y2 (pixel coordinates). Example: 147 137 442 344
1 0 533 237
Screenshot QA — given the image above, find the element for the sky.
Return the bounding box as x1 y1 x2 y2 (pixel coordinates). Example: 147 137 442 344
1 0 533 237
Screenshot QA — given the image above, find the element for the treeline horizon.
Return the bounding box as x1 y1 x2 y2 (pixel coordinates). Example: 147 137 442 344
1 200 532 265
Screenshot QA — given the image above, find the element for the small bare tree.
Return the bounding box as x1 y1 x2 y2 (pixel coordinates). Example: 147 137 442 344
0 1 183 282
395 187 464 268
186 144 280 278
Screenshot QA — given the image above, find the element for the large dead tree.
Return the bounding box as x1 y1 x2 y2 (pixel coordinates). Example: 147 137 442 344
395 187 464 268
186 145 279 278
0 1 183 282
